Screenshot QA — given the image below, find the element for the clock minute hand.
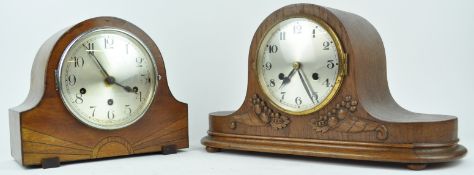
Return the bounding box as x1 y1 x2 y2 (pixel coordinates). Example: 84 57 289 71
297 69 316 104
82 44 110 78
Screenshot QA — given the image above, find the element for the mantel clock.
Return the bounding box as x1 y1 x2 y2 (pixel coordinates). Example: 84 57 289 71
10 17 188 168
201 4 466 170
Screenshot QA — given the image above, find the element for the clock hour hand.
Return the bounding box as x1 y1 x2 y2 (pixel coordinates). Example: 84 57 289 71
105 77 134 93
279 62 300 89
279 69 296 89
297 69 317 104
82 44 110 78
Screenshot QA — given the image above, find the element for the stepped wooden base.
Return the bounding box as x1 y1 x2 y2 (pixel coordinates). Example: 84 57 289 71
201 132 466 170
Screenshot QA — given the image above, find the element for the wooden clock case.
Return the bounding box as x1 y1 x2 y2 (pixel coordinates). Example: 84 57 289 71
201 4 466 170
9 17 188 168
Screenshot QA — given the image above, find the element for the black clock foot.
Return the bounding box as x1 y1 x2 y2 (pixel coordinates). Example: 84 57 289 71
161 144 177 155
41 157 60 169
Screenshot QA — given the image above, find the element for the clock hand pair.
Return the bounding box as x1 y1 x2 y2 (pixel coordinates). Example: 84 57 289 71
279 62 300 89
82 44 134 93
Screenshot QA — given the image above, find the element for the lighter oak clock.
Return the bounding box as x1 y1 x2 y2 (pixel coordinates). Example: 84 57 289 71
9 17 188 168
201 4 467 170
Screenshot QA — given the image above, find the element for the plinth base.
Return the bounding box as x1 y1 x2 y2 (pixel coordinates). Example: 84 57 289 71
202 132 467 170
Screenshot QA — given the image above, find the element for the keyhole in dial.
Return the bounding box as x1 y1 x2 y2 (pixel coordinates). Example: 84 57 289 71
312 73 319 80
278 73 285 80
107 99 114 106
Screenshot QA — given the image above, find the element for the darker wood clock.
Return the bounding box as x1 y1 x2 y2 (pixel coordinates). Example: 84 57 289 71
201 4 467 170
9 17 188 168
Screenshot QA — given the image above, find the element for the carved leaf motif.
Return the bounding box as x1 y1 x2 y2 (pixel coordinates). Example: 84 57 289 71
260 112 270 123
269 113 290 129
310 95 388 140
233 94 290 129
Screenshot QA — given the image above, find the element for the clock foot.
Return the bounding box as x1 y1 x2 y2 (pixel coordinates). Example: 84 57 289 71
406 163 428 170
161 144 177 155
41 157 60 169
205 146 221 153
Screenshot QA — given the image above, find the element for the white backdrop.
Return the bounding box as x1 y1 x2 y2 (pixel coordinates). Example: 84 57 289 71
0 0 473 174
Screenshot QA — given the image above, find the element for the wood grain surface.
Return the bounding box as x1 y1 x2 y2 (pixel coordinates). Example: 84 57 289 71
201 4 466 170
10 17 188 167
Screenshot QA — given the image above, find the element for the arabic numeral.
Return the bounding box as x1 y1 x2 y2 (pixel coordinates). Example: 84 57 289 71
324 78 330 87
136 91 143 102
107 110 115 119
125 43 130 54
312 93 319 103
323 41 330 50
327 60 335 69
263 62 272 70
140 74 151 84
136 57 144 67
73 93 83 104
86 42 95 55
90 106 96 117
125 105 132 115
279 31 286 40
104 36 114 49
267 45 278 53
295 97 302 105
66 75 76 86
280 91 286 102
73 56 84 68
269 79 275 87
293 23 302 34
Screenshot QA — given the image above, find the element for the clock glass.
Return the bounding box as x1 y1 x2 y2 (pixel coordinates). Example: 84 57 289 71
257 18 344 115
58 28 158 130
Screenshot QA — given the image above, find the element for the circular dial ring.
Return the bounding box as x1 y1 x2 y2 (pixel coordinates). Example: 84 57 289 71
57 28 158 130
256 16 346 115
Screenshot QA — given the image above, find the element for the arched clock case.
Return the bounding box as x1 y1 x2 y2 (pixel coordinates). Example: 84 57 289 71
201 4 466 170
9 17 188 168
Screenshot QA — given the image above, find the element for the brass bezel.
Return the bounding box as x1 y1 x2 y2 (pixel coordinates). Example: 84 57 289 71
256 16 346 116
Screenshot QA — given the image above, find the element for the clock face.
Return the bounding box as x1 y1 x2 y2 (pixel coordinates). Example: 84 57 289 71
58 28 158 130
257 18 344 115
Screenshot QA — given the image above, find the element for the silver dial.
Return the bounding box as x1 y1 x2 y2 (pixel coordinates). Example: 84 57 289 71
58 28 158 130
257 18 344 115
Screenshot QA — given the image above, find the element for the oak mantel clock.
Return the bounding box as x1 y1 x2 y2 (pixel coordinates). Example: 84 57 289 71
201 4 467 170
9 17 188 168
